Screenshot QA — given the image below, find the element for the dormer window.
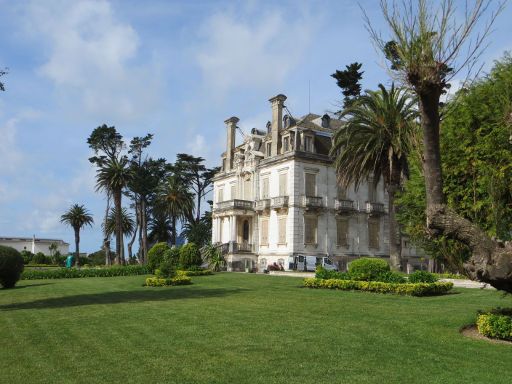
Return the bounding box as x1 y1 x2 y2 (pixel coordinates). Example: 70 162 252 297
321 114 331 128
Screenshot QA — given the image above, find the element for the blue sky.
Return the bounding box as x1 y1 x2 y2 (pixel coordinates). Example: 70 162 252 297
0 0 510 253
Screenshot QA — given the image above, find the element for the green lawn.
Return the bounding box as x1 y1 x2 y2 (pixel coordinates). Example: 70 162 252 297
1 273 511 384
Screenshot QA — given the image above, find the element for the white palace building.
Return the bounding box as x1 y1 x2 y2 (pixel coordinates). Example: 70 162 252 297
211 94 426 272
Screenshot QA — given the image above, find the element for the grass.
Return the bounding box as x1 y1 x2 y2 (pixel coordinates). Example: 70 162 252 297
1 273 511 384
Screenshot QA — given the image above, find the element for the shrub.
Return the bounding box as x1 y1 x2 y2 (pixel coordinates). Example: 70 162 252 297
155 259 176 278
348 257 390 281
20 250 34 264
477 312 512 341
303 278 453 296
408 270 438 283
177 269 213 276
375 271 407 284
147 242 170 272
33 252 50 265
144 275 192 287
315 266 351 280
21 265 150 280
179 243 202 269
0 245 25 288
163 247 180 264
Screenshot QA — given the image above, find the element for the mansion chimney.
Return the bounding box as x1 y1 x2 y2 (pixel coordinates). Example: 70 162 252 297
268 94 287 157
224 116 239 171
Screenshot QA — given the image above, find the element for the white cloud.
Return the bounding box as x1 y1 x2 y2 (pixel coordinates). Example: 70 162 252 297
196 8 317 97
25 0 161 120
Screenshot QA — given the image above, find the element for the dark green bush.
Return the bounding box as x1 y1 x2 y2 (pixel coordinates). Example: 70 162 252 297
348 257 390 281
0 245 25 288
155 259 176 278
20 250 34 264
21 265 150 280
408 271 438 283
163 247 180 264
33 252 50 265
303 278 453 296
179 243 202 269
375 271 407 284
315 266 352 280
147 242 170 272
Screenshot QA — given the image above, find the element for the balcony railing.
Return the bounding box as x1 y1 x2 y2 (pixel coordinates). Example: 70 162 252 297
216 242 253 254
365 202 385 215
255 199 271 211
271 196 289 209
335 199 355 212
233 242 253 253
215 199 254 211
302 195 324 209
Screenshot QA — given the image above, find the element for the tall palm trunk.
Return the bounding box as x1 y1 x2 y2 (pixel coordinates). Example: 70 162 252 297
387 185 401 271
74 226 80 267
171 216 177 246
128 202 139 262
141 199 148 263
114 189 122 264
103 195 111 266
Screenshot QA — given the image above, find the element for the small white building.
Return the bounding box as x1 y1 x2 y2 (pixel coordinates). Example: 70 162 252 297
211 94 427 272
0 236 70 255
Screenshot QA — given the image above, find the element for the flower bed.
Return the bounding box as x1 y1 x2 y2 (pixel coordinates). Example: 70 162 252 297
177 269 213 276
303 278 453 296
476 309 512 341
144 275 192 287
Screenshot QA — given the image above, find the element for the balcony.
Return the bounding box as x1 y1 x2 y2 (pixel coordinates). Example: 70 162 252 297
216 242 253 254
271 196 289 209
255 199 271 211
215 199 254 212
365 202 385 215
302 195 324 210
335 199 356 212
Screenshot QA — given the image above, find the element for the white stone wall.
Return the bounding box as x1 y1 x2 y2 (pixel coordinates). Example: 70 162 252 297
0 238 69 255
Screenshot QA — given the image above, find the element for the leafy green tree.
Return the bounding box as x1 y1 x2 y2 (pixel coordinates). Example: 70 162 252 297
60 204 94 267
203 243 225 272
330 83 417 270
181 211 212 248
157 175 194 246
95 157 132 264
172 154 220 223
331 62 364 110
103 206 136 260
148 210 173 245
88 124 124 265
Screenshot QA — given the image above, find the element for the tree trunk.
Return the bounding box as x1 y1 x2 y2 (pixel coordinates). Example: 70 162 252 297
171 216 177 246
114 190 122 265
128 202 139 262
141 199 148 264
74 227 80 268
387 185 401 271
419 88 512 292
103 194 111 266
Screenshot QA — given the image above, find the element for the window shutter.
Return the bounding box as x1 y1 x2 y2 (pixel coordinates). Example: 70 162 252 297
261 219 269 245
368 219 380 249
279 173 288 196
262 178 269 198
304 216 317 244
278 216 287 244
244 178 252 200
337 218 348 246
305 173 316 196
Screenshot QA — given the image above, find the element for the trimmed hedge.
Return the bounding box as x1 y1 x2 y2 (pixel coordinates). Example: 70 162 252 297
476 312 512 341
21 265 150 280
177 269 213 276
408 271 438 283
144 275 192 287
348 257 390 281
303 278 453 296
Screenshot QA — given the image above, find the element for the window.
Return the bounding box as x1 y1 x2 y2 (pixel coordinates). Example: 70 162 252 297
283 136 289 152
304 216 317 244
336 218 349 247
260 219 269 245
304 136 313 152
305 173 316 196
261 177 269 198
218 188 224 202
279 173 288 196
278 216 287 244
337 185 347 200
368 218 380 249
243 178 252 200
266 142 272 157
230 184 237 200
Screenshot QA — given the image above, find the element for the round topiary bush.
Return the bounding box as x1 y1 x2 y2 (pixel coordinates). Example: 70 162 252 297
0 245 24 288
147 242 170 272
179 243 202 269
348 257 390 281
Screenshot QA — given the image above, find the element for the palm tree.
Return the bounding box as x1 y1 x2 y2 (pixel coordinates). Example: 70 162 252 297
60 204 94 267
148 210 173 246
158 175 194 246
95 156 132 264
330 83 417 270
102 206 136 262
